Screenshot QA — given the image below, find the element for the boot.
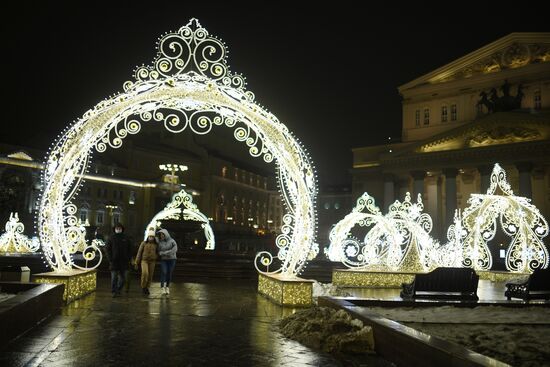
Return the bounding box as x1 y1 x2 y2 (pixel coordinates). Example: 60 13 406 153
165 286 170 295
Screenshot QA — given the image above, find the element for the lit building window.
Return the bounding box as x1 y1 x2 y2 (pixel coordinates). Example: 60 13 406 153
129 191 136 205
441 105 448 122
534 90 541 110
451 104 457 121
423 108 430 125
96 211 104 225
415 110 420 127
221 166 227 178
80 210 88 223
324 202 330 210
113 213 120 226
334 202 340 210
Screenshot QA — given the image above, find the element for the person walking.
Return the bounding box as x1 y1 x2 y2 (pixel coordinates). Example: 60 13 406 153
135 229 158 296
105 223 132 297
157 229 178 295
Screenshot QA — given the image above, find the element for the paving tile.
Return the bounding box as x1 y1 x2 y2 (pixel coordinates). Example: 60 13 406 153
2 277 390 366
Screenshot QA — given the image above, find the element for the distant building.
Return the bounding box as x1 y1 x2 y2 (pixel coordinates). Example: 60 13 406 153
0 131 283 252
352 33 550 241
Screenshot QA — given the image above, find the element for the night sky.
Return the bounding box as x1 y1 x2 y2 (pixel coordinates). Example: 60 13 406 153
2 3 548 186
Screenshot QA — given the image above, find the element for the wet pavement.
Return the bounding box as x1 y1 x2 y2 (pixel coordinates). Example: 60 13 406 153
1 276 388 367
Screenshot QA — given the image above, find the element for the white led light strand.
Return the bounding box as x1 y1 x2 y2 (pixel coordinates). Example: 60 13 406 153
461 163 548 273
0 213 40 253
38 19 317 276
144 189 215 250
327 192 439 272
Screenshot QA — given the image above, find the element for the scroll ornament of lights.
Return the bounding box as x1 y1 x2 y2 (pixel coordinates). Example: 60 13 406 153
430 209 465 268
144 189 215 250
327 192 438 272
325 193 404 270
0 213 40 253
461 163 548 273
37 18 317 276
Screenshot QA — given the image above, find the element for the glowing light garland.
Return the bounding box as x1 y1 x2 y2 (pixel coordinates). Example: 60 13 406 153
460 163 548 273
326 193 438 272
144 188 215 250
37 19 317 276
0 213 40 253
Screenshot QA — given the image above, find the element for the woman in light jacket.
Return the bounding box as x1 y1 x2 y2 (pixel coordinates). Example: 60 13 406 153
157 229 178 295
135 229 158 296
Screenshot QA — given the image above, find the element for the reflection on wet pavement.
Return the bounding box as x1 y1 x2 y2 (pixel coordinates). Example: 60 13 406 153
1 277 376 367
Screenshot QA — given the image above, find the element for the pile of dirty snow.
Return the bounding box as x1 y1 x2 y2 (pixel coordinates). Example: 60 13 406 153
279 306 374 354
312 281 351 302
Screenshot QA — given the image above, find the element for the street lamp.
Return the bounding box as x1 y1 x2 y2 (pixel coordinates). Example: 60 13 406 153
159 164 188 192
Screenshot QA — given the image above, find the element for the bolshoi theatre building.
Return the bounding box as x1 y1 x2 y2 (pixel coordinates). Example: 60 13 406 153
351 32 550 239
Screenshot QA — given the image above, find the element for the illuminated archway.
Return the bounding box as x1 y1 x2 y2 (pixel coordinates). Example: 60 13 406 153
461 164 548 273
144 189 215 250
38 19 317 277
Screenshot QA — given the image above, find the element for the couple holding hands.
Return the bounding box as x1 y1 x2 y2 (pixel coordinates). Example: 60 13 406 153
136 228 178 296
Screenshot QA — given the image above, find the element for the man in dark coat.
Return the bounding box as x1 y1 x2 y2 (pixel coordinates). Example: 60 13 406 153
105 223 132 297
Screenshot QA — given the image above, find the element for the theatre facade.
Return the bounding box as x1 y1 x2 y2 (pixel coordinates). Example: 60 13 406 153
352 33 550 238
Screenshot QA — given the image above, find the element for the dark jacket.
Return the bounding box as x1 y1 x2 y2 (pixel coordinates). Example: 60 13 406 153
105 225 132 271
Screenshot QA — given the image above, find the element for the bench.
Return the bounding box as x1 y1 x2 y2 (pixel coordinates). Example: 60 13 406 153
400 267 479 300
505 268 550 300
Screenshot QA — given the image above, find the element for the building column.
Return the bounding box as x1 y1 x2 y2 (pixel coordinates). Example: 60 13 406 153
477 165 493 193
515 162 533 198
410 170 425 198
443 168 458 230
383 173 395 211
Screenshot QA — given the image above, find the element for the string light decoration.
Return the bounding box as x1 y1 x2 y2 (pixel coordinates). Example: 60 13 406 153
327 192 437 272
144 188 215 250
37 19 317 276
0 213 40 253
431 209 465 268
461 163 548 273
326 193 404 270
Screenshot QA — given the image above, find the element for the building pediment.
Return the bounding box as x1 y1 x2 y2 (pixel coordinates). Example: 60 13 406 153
399 33 550 91
402 112 550 154
7 151 34 161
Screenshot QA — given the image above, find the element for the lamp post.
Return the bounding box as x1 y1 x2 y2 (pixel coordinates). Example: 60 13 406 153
159 164 188 193
106 204 118 226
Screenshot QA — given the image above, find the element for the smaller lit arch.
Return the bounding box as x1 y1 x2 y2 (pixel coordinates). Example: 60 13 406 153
145 189 215 250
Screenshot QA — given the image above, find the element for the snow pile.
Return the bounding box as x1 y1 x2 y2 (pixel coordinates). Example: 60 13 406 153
368 306 550 366
312 281 351 302
279 306 375 354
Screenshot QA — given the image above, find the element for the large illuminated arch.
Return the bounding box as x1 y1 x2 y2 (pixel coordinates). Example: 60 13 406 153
143 189 215 250
461 163 548 273
38 19 317 276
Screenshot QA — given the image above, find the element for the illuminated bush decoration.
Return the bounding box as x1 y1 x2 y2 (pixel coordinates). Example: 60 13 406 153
461 164 548 273
144 189 215 250
0 213 40 253
38 19 317 276
327 192 436 272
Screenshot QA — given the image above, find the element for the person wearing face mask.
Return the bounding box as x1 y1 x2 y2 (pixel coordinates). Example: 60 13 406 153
105 223 132 297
